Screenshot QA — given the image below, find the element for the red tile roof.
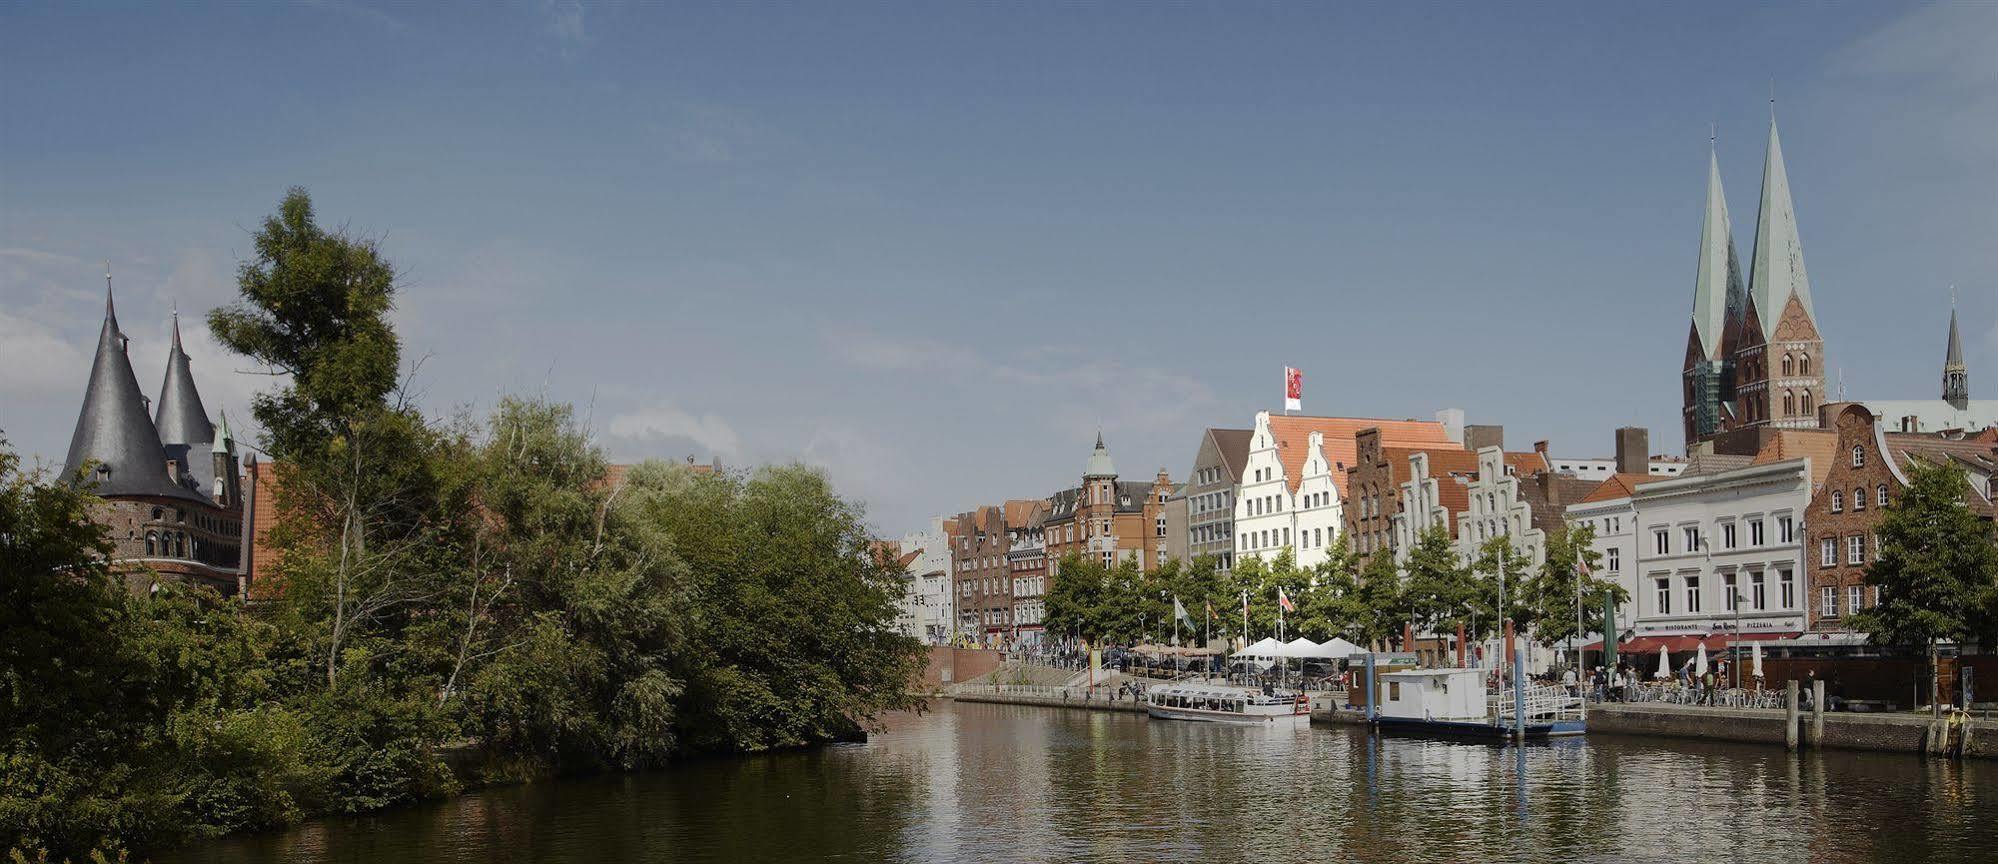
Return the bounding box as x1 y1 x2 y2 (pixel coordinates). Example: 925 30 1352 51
1268 416 1454 498
1578 473 1660 504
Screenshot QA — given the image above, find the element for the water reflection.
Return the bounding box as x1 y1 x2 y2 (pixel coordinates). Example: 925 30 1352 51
161 702 1996 864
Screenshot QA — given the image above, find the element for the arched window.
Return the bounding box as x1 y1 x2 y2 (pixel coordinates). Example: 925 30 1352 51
1831 490 1844 513
1878 484 1889 506
1799 355 1811 376
1801 390 1813 414
1851 446 1866 468
145 532 157 556
1782 354 1795 375
1853 487 1866 511
1783 390 1795 416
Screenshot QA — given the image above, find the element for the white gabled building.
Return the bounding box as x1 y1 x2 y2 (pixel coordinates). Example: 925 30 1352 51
1235 411 1451 569
895 517 955 645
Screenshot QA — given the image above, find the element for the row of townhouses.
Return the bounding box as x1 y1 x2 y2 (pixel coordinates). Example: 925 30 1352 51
891 113 1998 658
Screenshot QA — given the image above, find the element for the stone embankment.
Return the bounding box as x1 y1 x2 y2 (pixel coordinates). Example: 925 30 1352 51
1312 699 1997 759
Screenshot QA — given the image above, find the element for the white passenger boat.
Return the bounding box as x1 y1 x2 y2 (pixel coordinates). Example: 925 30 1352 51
1144 682 1310 724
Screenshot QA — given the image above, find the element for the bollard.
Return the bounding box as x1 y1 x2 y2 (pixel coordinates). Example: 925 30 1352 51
1785 680 1800 751
1811 679 1826 748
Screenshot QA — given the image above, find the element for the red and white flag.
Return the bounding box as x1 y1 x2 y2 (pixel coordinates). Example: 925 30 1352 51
1283 367 1303 412
1278 586 1296 613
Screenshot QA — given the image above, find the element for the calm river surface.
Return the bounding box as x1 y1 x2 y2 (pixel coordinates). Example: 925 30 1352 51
160 701 1995 863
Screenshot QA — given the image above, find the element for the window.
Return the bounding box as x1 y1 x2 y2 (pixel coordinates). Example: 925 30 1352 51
1723 573 1739 611
1655 578 1672 615
1683 526 1701 552
1685 576 1702 614
1848 585 1864 614
1878 485 1890 507
1821 586 1837 618
1847 535 1865 565
1751 572 1767 610
1654 529 1670 555
1606 547 1620 573
145 532 157 556
1777 516 1793 544
1749 519 1765 546
1722 522 1737 549
1851 446 1866 468
1780 570 1795 609
1783 390 1795 416
1800 356 1810 376
1800 390 1813 414
1782 354 1794 375
1831 491 1843 513
1820 538 1836 567
1853 487 1866 511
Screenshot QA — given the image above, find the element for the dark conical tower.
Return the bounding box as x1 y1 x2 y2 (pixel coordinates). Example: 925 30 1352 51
155 308 216 492
1944 300 1969 409
62 272 202 501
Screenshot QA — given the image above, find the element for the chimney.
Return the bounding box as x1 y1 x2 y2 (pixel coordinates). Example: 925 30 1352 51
1615 427 1649 476
1434 409 1466 445
1465 424 1504 453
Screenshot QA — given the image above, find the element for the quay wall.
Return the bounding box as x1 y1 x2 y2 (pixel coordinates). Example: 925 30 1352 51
915 646 1004 691
947 690 1143 714
1587 704 1793 746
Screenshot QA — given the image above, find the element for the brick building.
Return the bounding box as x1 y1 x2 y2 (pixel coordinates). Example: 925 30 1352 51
950 505 1013 644
1805 403 1998 632
1006 499 1050 644
1043 434 1171 582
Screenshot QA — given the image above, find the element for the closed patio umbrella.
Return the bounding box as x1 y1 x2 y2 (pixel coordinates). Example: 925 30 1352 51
1695 642 1709 678
1654 644 1670 679
1751 642 1765 680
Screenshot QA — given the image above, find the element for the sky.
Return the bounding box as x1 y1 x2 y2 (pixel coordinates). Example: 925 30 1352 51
3 2 1994 536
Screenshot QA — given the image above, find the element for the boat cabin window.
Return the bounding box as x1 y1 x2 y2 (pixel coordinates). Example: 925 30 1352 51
1389 682 1401 701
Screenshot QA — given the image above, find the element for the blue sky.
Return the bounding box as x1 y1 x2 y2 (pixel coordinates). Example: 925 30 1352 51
3 3 1993 534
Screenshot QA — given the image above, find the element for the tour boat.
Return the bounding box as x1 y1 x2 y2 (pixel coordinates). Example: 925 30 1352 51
1144 682 1310 724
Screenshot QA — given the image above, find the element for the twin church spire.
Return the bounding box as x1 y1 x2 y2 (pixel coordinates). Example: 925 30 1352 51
1684 109 1827 444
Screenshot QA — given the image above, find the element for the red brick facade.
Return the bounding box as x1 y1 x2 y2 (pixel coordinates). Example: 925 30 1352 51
1805 406 1897 631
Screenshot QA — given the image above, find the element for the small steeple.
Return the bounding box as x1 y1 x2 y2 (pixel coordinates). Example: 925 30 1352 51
212 408 234 455
1944 289 1969 408
156 305 215 454
1084 432 1117 479
1748 109 1816 339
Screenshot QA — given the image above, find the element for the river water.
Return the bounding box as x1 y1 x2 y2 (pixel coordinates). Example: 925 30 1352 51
160 701 1995 863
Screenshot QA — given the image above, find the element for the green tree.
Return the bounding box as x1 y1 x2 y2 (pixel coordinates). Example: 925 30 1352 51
1524 524 1625 662
1849 458 1998 713
1352 551 1406 650
1296 535 1363 642
1467 535 1529 642
1402 525 1476 647
621 463 924 752
1044 553 1109 644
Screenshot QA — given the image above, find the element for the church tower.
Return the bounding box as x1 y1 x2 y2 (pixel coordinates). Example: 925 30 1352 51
1683 137 1745 445
1732 110 1827 430
1944 301 1969 409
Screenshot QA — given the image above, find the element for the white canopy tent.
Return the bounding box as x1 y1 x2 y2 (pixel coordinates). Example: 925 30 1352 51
1321 637 1363 659
1233 637 1282 659
1275 637 1328 659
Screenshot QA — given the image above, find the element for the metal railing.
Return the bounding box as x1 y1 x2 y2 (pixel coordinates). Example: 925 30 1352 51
1624 683 1784 710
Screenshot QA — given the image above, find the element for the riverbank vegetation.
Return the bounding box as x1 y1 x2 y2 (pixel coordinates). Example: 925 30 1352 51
1043 525 1625 652
1 190 923 858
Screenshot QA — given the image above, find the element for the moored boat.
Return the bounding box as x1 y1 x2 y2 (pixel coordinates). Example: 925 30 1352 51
1369 667 1586 741
1144 682 1310 724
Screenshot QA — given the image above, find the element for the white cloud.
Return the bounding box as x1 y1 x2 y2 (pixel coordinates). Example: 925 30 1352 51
0 309 87 396
606 403 744 462
1834 4 1998 161
543 0 589 58
300 0 407 33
